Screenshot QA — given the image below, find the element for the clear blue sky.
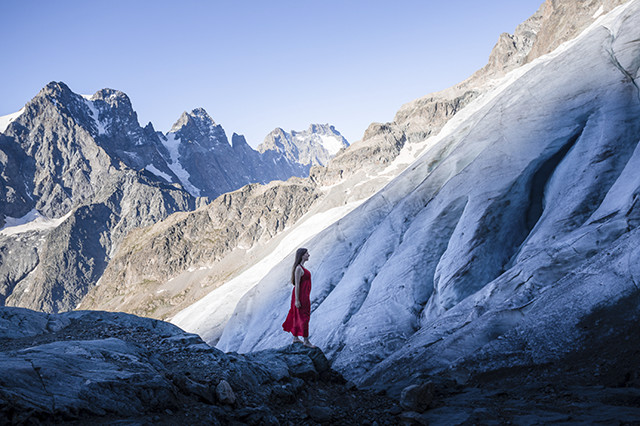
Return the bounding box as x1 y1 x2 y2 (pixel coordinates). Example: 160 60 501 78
1 1 543 147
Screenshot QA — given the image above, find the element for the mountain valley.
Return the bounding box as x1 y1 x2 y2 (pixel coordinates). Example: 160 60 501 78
2 0 640 423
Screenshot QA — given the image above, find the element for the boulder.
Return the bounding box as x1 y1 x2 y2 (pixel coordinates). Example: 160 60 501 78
215 379 236 405
400 382 435 412
307 405 334 423
0 338 178 418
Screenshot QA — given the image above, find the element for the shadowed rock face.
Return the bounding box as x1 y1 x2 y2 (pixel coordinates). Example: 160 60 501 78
213 0 640 399
0 306 398 424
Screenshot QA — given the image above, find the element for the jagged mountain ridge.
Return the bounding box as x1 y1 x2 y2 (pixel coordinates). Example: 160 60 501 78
0 82 196 312
206 0 640 398
0 82 348 314
1 83 350 225
158 108 343 199
87 0 632 331
258 124 349 170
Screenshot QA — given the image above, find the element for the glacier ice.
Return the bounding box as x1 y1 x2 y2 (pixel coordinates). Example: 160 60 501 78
180 0 640 394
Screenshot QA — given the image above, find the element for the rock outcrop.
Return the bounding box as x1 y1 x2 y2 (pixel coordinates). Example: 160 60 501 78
0 306 398 424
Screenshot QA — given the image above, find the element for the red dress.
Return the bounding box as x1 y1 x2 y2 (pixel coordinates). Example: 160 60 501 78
282 266 311 337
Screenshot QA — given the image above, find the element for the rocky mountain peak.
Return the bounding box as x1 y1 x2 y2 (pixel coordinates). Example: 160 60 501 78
306 123 349 156
90 88 133 109
258 127 293 154
83 88 142 141
29 81 88 122
231 133 250 150
306 123 335 135
170 108 215 132
475 0 629 81
168 108 228 148
39 81 75 100
523 0 629 63
258 124 348 166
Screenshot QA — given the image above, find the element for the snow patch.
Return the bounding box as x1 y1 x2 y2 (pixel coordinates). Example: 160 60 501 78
593 5 604 19
0 108 25 133
319 134 346 156
83 99 107 135
1 209 74 236
378 140 432 179
161 133 201 196
145 164 173 182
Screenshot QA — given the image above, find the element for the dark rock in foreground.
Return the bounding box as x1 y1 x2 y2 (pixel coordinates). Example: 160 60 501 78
2 306 640 424
0 307 397 424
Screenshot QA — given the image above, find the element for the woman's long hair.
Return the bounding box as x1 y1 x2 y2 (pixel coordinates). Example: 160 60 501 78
291 248 308 285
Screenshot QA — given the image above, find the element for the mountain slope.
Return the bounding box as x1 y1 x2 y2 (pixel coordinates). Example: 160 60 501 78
0 81 350 313
80 178 323 319
173 0 631 344
0 82 195 312
212 0 640 396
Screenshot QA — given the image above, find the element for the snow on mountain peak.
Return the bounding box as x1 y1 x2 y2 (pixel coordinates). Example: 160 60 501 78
258 124 349 166
0 108 26 133
82 98 107 136
309 124 350 156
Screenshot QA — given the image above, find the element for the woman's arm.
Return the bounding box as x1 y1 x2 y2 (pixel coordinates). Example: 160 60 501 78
294 265 303 308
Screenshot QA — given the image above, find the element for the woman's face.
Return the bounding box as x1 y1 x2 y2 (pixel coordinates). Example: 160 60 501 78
303 251 310 261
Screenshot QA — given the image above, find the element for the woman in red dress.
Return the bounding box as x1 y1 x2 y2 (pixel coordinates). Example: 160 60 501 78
282 247 317 348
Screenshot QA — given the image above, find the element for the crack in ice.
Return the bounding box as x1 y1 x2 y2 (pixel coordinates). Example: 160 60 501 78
604 26 640 102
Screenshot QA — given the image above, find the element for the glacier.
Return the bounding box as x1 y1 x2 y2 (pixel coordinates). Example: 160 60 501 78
180 0 640 395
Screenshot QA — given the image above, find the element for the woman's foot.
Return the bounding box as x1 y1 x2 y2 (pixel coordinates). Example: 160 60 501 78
292 337 303 344
303 339 317 348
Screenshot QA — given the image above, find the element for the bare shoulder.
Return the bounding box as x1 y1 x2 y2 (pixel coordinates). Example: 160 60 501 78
295 265 304 275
